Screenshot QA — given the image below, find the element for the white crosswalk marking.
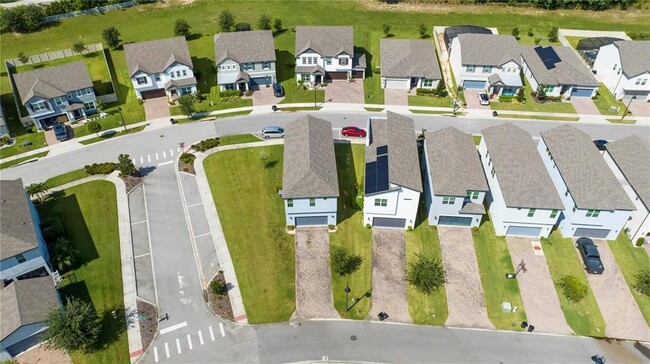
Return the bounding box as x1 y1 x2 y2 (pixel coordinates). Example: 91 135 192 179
198 330 204 345
148 155 151 162
220 322 225 337
163 151 167 158
131 158 135 165
140 156 144 164
170 149 174 157
187 334 193 350
154 347 159 363
177 147 182 152
164 342 170 358
209 326 215 341
156 153 159 160
176 338 181 353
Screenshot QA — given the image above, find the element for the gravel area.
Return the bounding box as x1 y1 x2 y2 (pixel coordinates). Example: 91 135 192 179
294 227 339 320
15 344 70 364
370 228 411 323
438 226 493 329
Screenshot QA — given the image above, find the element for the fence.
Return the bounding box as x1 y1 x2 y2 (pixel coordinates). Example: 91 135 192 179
44 1 137 23
5 43 104 67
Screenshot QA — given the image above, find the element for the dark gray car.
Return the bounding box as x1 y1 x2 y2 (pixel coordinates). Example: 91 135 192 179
576 237 604 274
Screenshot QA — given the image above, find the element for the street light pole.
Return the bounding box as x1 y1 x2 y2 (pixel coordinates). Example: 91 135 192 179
344 283 351 312
314 84 317 108
620 95 636 122
117 107 127 132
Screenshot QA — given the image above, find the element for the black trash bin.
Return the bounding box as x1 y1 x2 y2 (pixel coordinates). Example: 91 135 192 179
527 325 535 332
520 321 528 329
170 118 176 125
272 105 278 112
492 111 498 117
377 312 389 321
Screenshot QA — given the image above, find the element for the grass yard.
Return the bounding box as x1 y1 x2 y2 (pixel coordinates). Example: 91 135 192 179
608 233 650 327
498 114 580 122
408 95 455 108
607 118 636 124
0 151 48 169
71 113 129 139
490 79 577 114
364 107 384 112
592 84 629 116
38 181 128 364
280 106 323 112
44 168 89 189
0 132 47 159
279 90 325 104
79 126 146 145
330 143 372 319
204 145 295 323
219 134 261 146
169 94 253 116
472 217 527 330
541 230 606 337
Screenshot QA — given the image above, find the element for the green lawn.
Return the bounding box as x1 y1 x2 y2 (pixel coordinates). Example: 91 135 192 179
79 126 146 145
593 84 629 116
280 106 322 112
44 168 89 189
541 230 606 337
330 144 371 319
71 113 130 139
38 181 128 364
472 217 527 330
0 151 47 169
473 135 482 145
204 145 295 323
607 118 636 124
219 134 261 146
408 95 455 108
0 132 47 159
498 114 580 122
608 233 650 327
279 89 325 104
490 79 577 114
364 107 384 112
169 94 253 116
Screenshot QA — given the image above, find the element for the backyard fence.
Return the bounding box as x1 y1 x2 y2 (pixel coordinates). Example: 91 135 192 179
5 43 104 67
44 1 137 23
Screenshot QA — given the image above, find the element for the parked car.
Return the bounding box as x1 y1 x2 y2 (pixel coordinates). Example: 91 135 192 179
341 126 366 138
576 237 604 274
261 126 284 139
273 83 284 97
593 139 609 151
478 92 490 106
53 122 68 141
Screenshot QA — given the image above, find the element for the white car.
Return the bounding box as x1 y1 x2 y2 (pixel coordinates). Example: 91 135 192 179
478 92 490 106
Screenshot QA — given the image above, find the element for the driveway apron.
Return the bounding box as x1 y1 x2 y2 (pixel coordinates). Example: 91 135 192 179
251 86 283 106
144 96 171 121
628 99 649 118
324 80 364 104
438 226 493 329
570 97 600 115
383 88 408 106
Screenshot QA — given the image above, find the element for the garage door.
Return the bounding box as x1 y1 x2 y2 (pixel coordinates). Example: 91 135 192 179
295 216 328 226
250 77 271 87
463 80 486 89
384 78 409 89
438 215 473 227
327 72 347 80
140 88 166 99
506 226 542 237
352 70 365 79
571 88 594 97
373 217 406 228
574 228 610 239
622 90 649 100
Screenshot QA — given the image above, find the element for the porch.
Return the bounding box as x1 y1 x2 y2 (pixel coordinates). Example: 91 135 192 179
488 73 523 97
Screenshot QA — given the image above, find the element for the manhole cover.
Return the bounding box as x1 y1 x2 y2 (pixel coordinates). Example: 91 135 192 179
351 335 357 341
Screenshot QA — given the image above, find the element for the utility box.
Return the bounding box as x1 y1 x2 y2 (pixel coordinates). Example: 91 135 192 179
501 301 512 313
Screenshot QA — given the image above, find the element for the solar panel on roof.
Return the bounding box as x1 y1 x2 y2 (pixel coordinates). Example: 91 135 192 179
535 46 561 70
365 161 378 194
377 145 388 155
376 155 389 192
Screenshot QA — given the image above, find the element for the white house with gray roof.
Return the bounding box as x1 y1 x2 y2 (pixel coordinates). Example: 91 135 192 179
538 125 635 240
449 34 523 96
521 46 599 99
295 26 366 85
379 39 442 90
603 136 650 244
282 115 339 227
363 112 422 229
592 40 650 101
214 30 277 92
423 127 488 227
124 36 197 100
12 62 97 131
479 123 563 238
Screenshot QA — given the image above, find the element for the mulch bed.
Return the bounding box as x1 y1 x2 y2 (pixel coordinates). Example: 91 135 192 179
121 174 143 193
137 299 158 352
178 159 196 174
206 272 234 321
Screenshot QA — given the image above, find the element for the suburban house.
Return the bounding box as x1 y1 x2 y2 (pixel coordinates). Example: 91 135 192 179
1 179 53 284
294 26 366 85
479 123 563 238
443 25 492 51
12 62 97 131
538 125 634 240
214 30 277 92
603 136 650 244
592 40 650 101
124 36 197 100
449 34 523 96
282 115 339 227
363 111 422 229
379 39 442 89
521 45 599 98
423 127 488 227
0 276 60 360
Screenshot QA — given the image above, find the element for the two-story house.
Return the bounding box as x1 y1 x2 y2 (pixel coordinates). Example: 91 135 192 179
294 26 366 85
124 36 197 100
282 115 339 227
423 127 489 227
480 123 563 238
12 62 97 131
521 46 599 99
214 30 277 92
449 34 523 96
363 111 422 229
538 125 635 240
379 39 442 90
592 40 650 101
603 136 650 244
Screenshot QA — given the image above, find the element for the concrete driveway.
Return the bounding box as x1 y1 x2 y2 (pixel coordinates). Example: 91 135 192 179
325 80 364 104
628 99 649 117
579 239 650 342
251 86 283 106
464 89 486 109
294 227 339 320
384 88 409 106
144 96 170 121
370 228 411 323
506 237 573 335
570 97 600 115
438 226 493 329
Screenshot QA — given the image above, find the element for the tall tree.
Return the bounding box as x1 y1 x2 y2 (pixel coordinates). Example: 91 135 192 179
178 94 195 118
44 298 102 353
406 254 446 295
219 10 235 32
174 19 191 37
25 182 47 203
72 39 86 54
102 26 121 49
273 18 283 34
117 154 137 177
86 120 101 137
257 14 271 30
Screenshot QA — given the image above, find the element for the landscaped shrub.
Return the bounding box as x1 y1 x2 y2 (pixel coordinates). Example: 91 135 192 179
406 253 445 295
498 95 516 103
0 4 46 33
84 162 118 175
0 135 13 146
179 152 196 165
331 246 363 276
634 269 650 296
51 237 78 272
558 275 588 303
219 90 241 98
210 279 226 295
42 217 66 244
191 138 220 152
286 225 295 231
636 237 646 247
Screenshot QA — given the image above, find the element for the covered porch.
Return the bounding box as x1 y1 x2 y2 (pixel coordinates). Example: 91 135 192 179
218 72 250 92
488 73 523 96
165 77 198 100
296 65 326 86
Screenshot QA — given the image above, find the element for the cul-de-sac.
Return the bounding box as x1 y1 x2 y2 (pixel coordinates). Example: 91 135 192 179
0 0 649 363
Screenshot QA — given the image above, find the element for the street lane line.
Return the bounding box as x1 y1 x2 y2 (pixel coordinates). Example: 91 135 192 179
170 149 174 157
154 347 159 363
164 343 170 358
176 338 181 354
158 160 173 166
155 153 159 160
134 253 150 259
132 158 136 165
140 156 144 164
194 232 211 239
163 151 167 158
160 321 187 334
198 330 204 345
131 220 147 225
209 326 215 341
186 202 203 208
148 155 151 162
220 323 225 337
187 334 193 350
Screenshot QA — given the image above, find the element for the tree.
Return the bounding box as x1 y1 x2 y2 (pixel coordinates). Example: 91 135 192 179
536 84 547 101
634 269 650 296
44 297 101 353
17 51 29 64
178 94 195 118
548 26 559 42
511 27 520 39
558 275 588 302
219 10 235 32
331 246 363 276
26 182 47 203
527 27 534 37
174 19 191 37
382 24 391 38
257 13 271 30
406 254 445 295
516 87 525 103
72 39 86 54
418 23 427 39
86 120 102 137
51 237 78 271
273 18 282 34
102 26 121 49
0 5 46 33
435 78 448 97
42 217 66 244
117 154 137 177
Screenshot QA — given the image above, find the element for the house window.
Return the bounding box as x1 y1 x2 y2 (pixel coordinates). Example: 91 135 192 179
16 253 26 263
301 57 307 64
262 61 270 70
176 71 182 77
31 101 48 112
67 92 74 99
224 83 235 91
636 78 648 86
287 199 293 207
155 74 161 81
490 167 495 178
527 209 536 217
221 65 226 71
543 85 554 93
482 66 492 73
53 97 63 106
422 79 434 87
586 209 600 217
85 88 93 95
307 57 313 65
550 209 558 218
325 57 332 65
572 205 577 213
83 101 96 111
468 191 480 200
617 69 621 75
612 64 617 70
442 196 456 205
466 65 475 73
136 76 147 85
309 198 316 207
565 190 569 197
339 57 348 66
300 74 310 82
243 63 253 71
76 90 83 97
374 198 388 207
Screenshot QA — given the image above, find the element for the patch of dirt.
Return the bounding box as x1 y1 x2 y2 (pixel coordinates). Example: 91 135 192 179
206 272 234 321
155 0 196 8
137 299 158 352
179 159 196 175
14 344 70 364
120 175 142 193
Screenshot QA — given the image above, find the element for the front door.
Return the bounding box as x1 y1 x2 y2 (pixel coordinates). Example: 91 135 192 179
410 77 418 88
314 75 322 84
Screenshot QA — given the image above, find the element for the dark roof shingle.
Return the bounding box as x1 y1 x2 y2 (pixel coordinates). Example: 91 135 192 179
0 179 39 260
13 62 93 105
124 37 193 77
457 34 521 67
605 135 650 209
295 26 354 57
1 276 59 341
214 30 276 65
380 39 441 79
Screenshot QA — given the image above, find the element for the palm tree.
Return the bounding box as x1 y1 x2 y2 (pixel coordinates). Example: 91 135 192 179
26 182 47 203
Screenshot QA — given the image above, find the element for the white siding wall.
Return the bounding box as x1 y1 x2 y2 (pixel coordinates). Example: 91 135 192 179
450 37 521 90
295 50 352 80
284 197 338 226
593 44 624 97
623 72 650 101
363 186 420 229
132 62 195 97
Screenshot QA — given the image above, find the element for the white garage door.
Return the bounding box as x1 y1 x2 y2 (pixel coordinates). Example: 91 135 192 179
506 226 542 237
384 78 410 89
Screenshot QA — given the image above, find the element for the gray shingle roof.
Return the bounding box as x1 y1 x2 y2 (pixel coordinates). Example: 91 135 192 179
541 125 634 211
613 40 650 78
459 202 485 215
1 179 39 260
282 115 339 199
295 26 354 57
380 39 441 79
481 123 563 210
457 34 521 67
214 30 276 65
605 135 650 210
521 45 598 87
124 36 193 77
424 127 487 197
13 62 93 105
1 276 59 341
366 112 422 193
164 77 197 90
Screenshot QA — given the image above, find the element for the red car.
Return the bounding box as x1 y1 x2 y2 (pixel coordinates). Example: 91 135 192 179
341 126 367 137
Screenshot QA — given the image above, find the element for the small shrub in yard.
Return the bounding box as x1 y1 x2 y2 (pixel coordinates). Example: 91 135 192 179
219 90 241 98
84 162 118 175
179 153 196 165
558 275 588 303
406 253 445 295
634 269 650 296
210 279 226 295
192 138 220 152
636 237 645 247
117 154 138 177
287 225 295 231
51 237 78 272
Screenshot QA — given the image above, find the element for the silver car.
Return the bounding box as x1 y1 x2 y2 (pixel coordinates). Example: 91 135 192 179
478 92 490 106
261 126 284 139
